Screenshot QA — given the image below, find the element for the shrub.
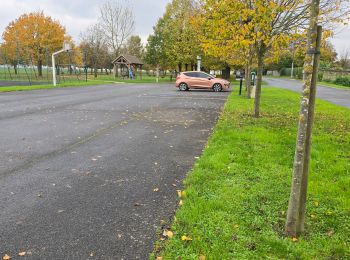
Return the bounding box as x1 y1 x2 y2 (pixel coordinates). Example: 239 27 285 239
334 76 350 87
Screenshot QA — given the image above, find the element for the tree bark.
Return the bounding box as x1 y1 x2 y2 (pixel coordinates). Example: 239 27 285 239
38 59 43 77
245 65 251 98
178 63 182 73
297 25 322 234
254 46 265 117
285 0 321 237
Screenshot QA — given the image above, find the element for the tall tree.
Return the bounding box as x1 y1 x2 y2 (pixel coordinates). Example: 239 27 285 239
80 24 108 78
2 11 68 77
124 35 144 58
99 0 135 56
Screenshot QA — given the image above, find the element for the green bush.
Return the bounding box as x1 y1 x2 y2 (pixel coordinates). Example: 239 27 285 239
280 67 303 79
334 76 350 87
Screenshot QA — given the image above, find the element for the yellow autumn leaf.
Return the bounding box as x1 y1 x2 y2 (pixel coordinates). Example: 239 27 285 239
181 235 192 241
314 201 319 207
179 200 183 206
176 190 182 197
153 188 159 192
199 255 206 260
18 252 26 257
156 257 163 260
163 230 173 238
292 237 298 242
3 255 11 260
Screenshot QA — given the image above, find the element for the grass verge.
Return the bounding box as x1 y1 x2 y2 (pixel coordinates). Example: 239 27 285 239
0 80 119 92
154 87 350 259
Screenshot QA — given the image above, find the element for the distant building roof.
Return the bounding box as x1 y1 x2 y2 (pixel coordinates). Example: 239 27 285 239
112 54 143 65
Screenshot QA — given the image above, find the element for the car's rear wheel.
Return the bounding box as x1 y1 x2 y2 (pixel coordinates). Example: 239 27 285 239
213 83 222 92
179 83 189 91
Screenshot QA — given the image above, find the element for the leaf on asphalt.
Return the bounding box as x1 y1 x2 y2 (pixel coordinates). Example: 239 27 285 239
2 254 10 260
153 188 159 192
91 158 98 161
58 209 65 213
90 252 95 257
154 162 158 165
292 237 298 242
18 252 26 257
163 230 173 238
181 235 192 241
172 183 177 187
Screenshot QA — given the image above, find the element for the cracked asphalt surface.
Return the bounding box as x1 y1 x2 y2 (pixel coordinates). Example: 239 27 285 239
0 83 229 259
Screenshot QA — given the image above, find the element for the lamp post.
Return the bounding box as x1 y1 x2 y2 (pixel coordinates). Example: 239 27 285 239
52 41 71 86
197 55 202 71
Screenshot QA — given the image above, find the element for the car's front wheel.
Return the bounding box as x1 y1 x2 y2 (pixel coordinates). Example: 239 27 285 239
179 83 189 91
213 83 222 92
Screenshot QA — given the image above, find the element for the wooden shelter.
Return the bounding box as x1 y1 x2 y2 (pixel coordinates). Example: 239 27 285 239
112 54 143 79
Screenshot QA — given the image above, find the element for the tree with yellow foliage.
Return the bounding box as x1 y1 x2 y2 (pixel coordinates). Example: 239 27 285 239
2 11 69 77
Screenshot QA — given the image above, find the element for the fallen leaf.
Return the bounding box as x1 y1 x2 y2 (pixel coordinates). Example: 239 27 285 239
163 230 173 238
292 237 298 242
58 210 65 213
176 190 182 197
325 210 333 216
314 201 319 207
172 183 177 187
18 252 26 257
181 235 192 241
3 254 10 260
156 257 163 260
89 252 95 257
199 255 206 260
326 229 334 237
91 158 97 161
179 200 183 206
153 188 159 192
234 224 239 229
310 214 316 219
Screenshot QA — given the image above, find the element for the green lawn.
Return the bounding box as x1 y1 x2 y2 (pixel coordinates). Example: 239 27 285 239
0 80 109 92
154 87 350 259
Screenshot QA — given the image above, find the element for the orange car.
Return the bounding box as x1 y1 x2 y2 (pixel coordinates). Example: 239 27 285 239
176 71 230 92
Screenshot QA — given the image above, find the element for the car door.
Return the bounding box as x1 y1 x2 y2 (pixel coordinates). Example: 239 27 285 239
195 72 213 88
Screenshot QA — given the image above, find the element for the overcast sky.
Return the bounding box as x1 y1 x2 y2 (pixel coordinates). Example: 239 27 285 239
0 0 349 57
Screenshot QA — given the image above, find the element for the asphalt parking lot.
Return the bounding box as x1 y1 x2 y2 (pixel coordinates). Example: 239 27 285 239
0 83 230 259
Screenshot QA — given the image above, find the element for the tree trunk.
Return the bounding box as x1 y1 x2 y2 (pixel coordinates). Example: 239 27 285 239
94 66 97 78
185 64 188 71
38 59 43 77
297 25 322 234
254 47 265 117
178 63 182 73
222 65 231 80
245 65 251 98
285 0 321 237
14 64 18 75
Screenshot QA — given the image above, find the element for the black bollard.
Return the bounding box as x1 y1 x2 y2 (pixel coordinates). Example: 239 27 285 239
239 78 243 95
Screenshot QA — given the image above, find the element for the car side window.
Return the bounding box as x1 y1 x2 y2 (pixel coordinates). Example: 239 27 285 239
198 72 211 79
184 72 196 77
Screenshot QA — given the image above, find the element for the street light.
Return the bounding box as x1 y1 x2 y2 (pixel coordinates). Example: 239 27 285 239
197 55 202 71
52 41 72 86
